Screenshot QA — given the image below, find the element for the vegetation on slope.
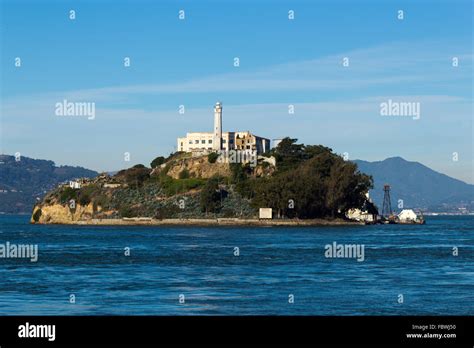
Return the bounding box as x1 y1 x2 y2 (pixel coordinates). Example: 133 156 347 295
34 138 374 221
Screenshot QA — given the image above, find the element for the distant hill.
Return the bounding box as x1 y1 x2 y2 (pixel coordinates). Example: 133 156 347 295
353 157 474 212
0 155 98 214
2 153 472 215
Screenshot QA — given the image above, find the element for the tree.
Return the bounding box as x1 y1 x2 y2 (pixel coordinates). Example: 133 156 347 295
270 137 306 172
230 163 254 199
125 167 151 188
200 177 221 214
207 152 219 164
304 144 333 160
253 145 373 219
325 159 372 217
150 156 166 168
78 192 91 206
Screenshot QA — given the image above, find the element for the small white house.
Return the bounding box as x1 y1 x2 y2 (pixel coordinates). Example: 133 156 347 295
259 208 272 219
69 181 81 189
398 209 418 222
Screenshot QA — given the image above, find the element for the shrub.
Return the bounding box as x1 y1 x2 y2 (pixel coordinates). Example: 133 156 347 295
150 156 166 168
78 192 91 206
165 151 186 162
159 175 206 196
179 169 190 179
208 152 219 164
92 194 109 213
125 167 151 188
154 205 180 219
60 187 77 203
119 205 135 218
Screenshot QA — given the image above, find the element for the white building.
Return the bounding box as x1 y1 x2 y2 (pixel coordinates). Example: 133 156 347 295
177 102 270 154
69 181 81 189
346 192 376 222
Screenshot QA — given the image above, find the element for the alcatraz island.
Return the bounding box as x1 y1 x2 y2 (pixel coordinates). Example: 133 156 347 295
31 102 381 226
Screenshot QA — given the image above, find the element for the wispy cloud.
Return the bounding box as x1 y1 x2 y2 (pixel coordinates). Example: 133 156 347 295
1 40 472 183
3 40 471 105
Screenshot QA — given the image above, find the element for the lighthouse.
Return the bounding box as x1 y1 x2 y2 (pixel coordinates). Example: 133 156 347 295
176 101 270 154
213 102 222 150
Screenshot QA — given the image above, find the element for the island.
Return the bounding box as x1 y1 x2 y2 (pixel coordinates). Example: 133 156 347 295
30 137 376 226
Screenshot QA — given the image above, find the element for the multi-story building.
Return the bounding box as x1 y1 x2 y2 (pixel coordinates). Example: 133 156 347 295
177 102 270 154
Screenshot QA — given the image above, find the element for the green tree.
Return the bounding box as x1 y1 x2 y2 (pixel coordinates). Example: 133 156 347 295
150 156 166 168
208 152 219 163
325 159 372 217
253 145 373 219
230 163 255 199
78 192 91 206
200 177 221 214
125 167 151 188
60 187 78 203
270 137 306 172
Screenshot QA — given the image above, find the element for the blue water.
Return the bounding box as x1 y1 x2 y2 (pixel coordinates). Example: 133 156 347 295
0 215 472 315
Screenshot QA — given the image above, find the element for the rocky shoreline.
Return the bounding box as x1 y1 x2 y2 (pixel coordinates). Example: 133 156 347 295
32 217 363 227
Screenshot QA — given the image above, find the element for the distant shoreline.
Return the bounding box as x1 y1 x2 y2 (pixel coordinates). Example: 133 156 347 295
30 217 364 227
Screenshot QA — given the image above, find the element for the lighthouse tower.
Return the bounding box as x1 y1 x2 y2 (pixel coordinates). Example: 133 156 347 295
213 102 222 150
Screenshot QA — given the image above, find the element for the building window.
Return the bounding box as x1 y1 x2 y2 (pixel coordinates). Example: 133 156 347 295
223 139 226 144
208 139 212 143
188 140 192 144
246 145 250 149
201 140 205 144
195 140 199 144
229 139 234 144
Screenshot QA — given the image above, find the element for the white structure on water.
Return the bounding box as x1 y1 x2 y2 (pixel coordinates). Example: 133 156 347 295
177 102 270 155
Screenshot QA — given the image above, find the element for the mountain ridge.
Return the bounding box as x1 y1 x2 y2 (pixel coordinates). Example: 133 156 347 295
0 154 98 213
353 157 473 212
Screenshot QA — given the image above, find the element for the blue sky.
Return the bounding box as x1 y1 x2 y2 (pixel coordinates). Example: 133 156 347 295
1 0 473 183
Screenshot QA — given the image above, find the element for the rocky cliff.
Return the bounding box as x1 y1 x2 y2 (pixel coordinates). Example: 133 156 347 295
31 153 273 224
163 155 232 179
